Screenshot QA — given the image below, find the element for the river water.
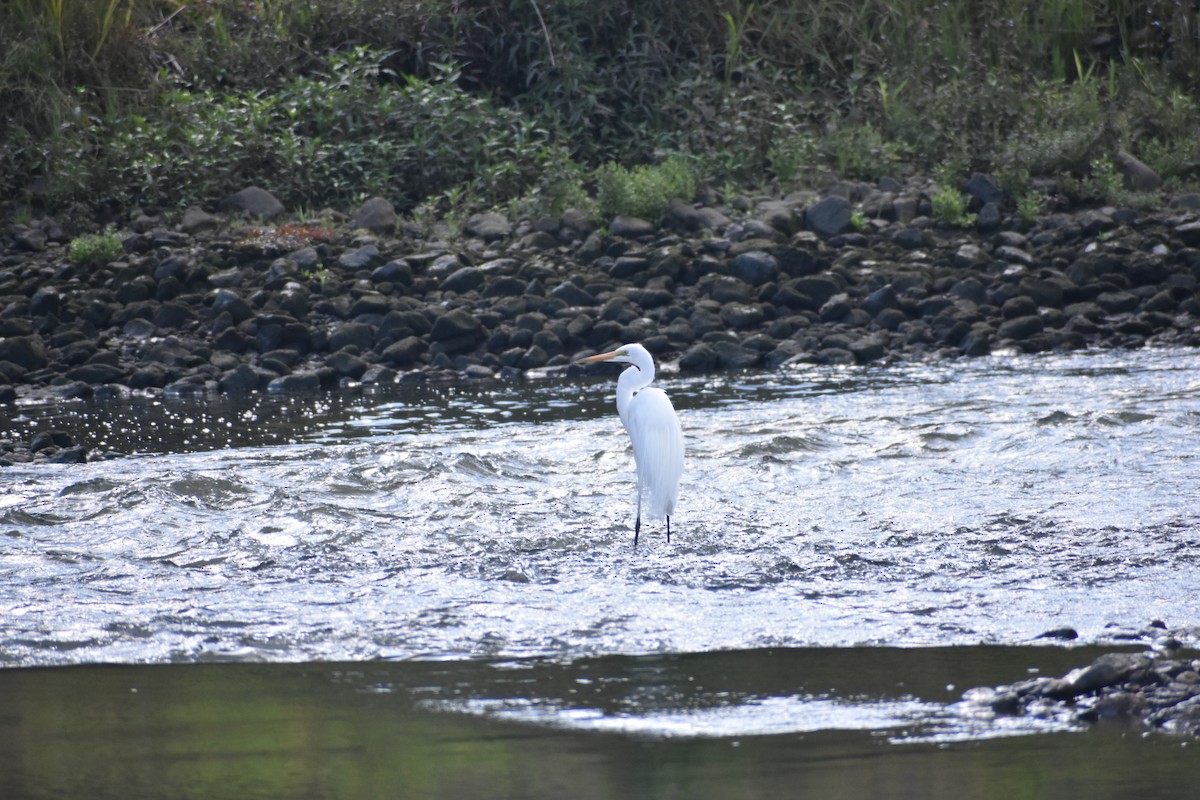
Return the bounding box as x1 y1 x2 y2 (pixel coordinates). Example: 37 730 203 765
1 348 1198 798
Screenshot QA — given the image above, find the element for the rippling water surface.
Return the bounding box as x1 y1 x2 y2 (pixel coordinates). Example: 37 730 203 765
3 348 1197 671
4 348 1200 798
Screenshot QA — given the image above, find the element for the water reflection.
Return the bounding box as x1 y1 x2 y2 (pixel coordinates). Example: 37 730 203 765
1 646 1197 800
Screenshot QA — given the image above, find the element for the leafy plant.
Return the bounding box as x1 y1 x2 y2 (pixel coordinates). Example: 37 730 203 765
594 155 697 222
1016 190 1043 221
768 131 816 185
930 183 976 227
68 227 123 265
1082 156 1124 204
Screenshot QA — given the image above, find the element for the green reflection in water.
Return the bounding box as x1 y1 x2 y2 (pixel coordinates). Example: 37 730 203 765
1 647 1197 800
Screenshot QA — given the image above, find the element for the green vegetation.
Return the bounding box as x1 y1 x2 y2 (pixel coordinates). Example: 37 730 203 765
2 0 1199 222
595 156 697 222
67 227 123 265
931 185 977 228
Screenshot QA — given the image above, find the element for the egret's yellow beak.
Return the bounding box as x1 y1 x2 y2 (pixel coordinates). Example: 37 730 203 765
575 349 625 365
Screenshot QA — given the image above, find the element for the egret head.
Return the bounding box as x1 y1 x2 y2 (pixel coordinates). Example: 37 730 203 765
575 343 650 369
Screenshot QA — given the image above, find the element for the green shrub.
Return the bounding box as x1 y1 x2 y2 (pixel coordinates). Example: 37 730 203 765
68 227 123 265
930 185 976 227
594 155 697 222
1016 190 1043 221
768 131 817 185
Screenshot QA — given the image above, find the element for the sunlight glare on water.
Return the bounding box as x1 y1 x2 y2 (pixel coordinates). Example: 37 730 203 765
1 348 1198 668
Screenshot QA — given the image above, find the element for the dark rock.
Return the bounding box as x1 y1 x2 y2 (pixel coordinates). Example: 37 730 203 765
0 335 49 371
964 172 1004 208
1002 295 1038 318
30 287 60 317
679 342 719 370
180 206 218 234
1064 653 1149 695
328 322 375 352
154 301 198 330
1020 275 1072 307
1173 221 1200 247
338 245 382 270
961 324 993 356
267 371 322 393
819 293 853 322
431 308 480 342
442 267 485 294
1032 628 1080 642
1115 149 1162 192
790 276 842 308
220 186 285 220
1095 290 1140 314
610 256 649 280
13 227 47 252
733 250 779 285
805 196 853 239
350 197 397 233
463 212 513 242
712 340 761 368
349 293 390 318
997 315 1044 340
663 198 711 233
849 334 887 362
517 345 550 370
521 230 559 249
816 347 856 365
893 227 926 249
219 364 270 393
609 215 657 238
377 310 432 340
373 260 414 286
551 281 596 306
720 303 766 330
66 363 126 384
949 278 987 304
49 445 88 464
755 200 798 235
975 201 1002 232
862 285 899 315
576 232 605 262
326 349 369 379
129 365 169 389
996 245 1034 266
955 244 988 268
30 430 73 452
380 336 427 366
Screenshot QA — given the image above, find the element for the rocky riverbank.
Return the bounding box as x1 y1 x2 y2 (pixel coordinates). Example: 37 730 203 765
960 624 1200 738
4 176 1200 464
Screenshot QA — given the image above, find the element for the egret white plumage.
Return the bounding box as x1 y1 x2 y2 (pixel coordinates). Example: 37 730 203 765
576 343 684 545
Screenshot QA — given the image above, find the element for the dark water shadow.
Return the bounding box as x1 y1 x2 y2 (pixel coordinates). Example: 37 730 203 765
1 645 1196 800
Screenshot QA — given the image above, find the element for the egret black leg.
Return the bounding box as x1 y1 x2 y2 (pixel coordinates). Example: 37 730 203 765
634 515 641 547
666 516 671 544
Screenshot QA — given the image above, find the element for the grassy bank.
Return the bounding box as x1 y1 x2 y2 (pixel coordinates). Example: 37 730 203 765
2 0 1199 224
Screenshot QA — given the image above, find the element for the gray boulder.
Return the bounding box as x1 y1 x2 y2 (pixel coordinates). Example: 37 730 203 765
463 212 512 242
350 197 397 233
220 186 285 220
805 196 852 239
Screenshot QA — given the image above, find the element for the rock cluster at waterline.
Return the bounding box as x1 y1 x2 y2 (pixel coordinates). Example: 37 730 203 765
4 180 1200 419
961 631 1200 738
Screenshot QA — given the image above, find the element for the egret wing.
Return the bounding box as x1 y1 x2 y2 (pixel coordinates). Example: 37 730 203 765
627 387 684 520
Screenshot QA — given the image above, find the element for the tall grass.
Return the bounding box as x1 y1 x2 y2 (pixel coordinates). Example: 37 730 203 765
2 0 1198 216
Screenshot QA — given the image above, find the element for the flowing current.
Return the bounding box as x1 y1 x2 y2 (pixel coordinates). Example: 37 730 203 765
2 347 1196 669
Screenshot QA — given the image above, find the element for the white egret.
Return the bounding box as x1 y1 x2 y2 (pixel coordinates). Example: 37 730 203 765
576 343 684 546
